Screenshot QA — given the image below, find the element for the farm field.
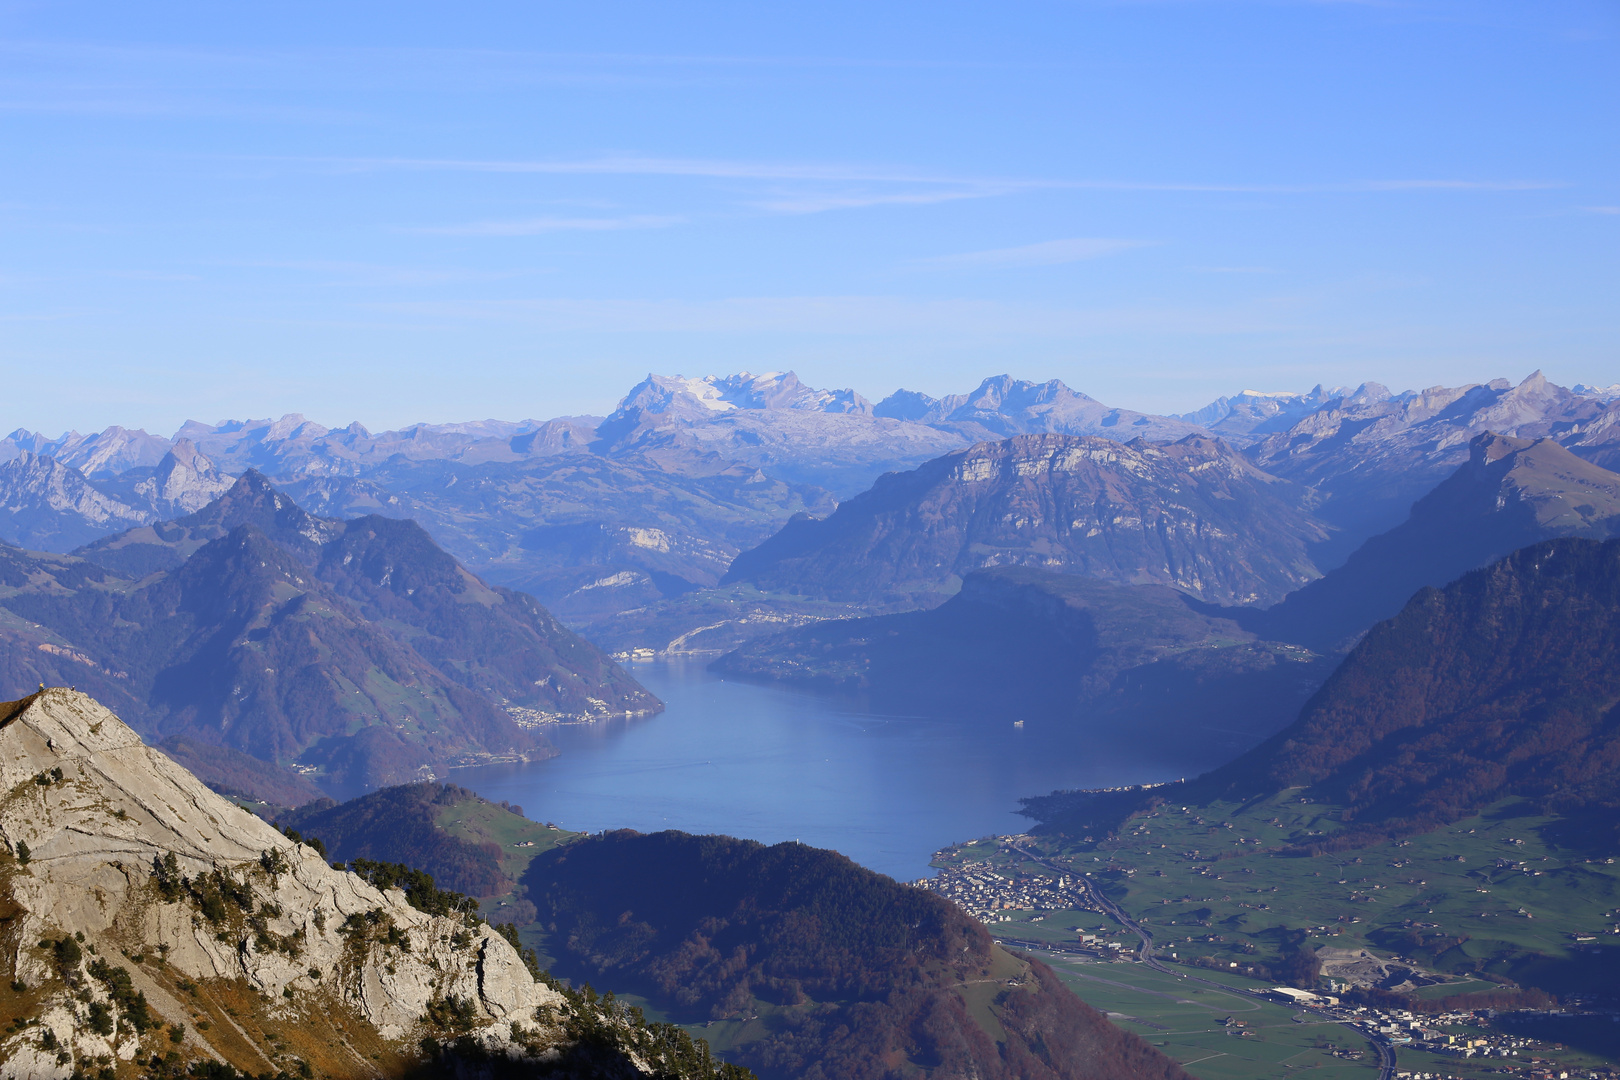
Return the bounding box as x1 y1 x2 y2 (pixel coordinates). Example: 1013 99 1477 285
945 795 1620 996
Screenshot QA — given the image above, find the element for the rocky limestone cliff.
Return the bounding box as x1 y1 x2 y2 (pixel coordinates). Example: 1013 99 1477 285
724 432 1328 607
0 688 678 1079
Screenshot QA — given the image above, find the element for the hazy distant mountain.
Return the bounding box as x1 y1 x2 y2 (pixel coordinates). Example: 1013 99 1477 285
1573 382 1620 402
0 450 149 549
0 475 658 791
1172 385 1348 441
1250 371 1619 563
875 374 1207 444
0 424 173 476
13 368 1620 634
101 438 236 518
1254 432 1620 651
725 433 1328 607
0 442 234 551
276 454 837 620
596 371 965 495
714 567 1333 759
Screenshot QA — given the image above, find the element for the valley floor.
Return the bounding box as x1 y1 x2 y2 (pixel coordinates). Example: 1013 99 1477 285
919 798 1620 1080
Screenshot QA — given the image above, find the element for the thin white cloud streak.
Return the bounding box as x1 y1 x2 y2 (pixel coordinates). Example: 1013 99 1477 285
300 155 1563 195
402 214 684 237
1582 206 1620 215
1190 265 1279 274
917 237 1151 269
752 189 1011 214
315 154 1021 186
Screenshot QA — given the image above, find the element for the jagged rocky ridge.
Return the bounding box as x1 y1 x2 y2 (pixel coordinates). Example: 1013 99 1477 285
1252 431 1620 651
724 433 1328 608
0 688 744 1079
0 475 659 794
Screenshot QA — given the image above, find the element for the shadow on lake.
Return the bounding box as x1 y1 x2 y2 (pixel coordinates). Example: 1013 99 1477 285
453 659 1269 881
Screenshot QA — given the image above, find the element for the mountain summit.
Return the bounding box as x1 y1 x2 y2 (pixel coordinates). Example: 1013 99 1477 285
724 432 1327 607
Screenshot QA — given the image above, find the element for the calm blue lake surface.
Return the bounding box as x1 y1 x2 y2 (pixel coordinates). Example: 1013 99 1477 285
454 660 1233 882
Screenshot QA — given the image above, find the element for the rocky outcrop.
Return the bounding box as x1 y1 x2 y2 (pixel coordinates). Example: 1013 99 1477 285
0 688 566 1078
0 453 147 552
127 440 235 518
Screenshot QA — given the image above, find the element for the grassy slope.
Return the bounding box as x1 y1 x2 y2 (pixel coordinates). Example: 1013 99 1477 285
431 797 580 894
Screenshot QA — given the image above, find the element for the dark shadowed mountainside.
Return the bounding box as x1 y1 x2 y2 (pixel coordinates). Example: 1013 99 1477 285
1252 431 1620 652
76 471 659 726
525 830 1191 1080
157 735 328 806
1023 537 1620 846
284 783 515 898
724 433 1327 609
712 566 1332 756
0 477 659 792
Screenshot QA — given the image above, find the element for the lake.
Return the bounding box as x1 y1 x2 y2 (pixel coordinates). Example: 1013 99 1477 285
454 659 1253 882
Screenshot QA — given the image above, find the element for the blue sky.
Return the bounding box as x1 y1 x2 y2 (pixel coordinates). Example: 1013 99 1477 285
1 0 1615 436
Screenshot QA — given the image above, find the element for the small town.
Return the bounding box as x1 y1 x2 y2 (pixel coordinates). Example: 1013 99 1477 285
912 835 1103 923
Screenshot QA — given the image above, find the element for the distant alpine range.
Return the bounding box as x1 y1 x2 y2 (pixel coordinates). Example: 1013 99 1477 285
5 370 1618 618
5 368 1620 798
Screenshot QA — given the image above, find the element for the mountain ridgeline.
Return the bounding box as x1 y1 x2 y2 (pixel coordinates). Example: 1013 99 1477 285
7 370 1620 643
0 473 658 795
724 433 1328 608
1250 431 1620 651
525 830 1191 1080
1022 537 1620 846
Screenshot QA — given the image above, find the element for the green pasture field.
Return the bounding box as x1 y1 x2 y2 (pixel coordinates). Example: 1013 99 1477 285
434 796 582 886
1028 951 1380 1080
957 794 1619 995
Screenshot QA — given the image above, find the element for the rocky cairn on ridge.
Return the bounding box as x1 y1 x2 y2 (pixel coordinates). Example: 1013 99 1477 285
0 688 684 1079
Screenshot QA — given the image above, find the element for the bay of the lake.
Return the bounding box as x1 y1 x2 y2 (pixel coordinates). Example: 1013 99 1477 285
453 659 1249 882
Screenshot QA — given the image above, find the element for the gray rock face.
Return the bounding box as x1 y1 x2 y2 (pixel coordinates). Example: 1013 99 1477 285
724 433 1328 608
128 440 235 517
0 453 149 551
0 689 570 1077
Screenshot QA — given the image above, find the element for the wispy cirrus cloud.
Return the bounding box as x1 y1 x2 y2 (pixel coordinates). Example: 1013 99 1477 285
1582 206 1620 215
752 188 1014 215
916 237 1152 270
307 154 1562 194
401 214 684 237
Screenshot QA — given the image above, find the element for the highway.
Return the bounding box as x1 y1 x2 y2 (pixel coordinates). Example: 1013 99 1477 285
1007 843 1397 1080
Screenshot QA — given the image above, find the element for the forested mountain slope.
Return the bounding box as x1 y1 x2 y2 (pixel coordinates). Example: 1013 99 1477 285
525 830 1191 1080
1023 536 1620 847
